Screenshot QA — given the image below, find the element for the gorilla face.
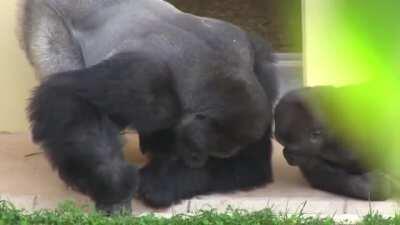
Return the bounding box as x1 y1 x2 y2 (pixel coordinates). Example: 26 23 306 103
274 90 325 166
274 87 364 173
274 86 397 201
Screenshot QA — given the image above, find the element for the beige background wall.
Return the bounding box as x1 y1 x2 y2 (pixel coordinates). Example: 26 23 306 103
303 0 365 86
0 0 37 132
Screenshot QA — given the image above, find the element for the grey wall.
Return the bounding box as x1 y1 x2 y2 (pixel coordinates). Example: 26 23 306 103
274 54 303 99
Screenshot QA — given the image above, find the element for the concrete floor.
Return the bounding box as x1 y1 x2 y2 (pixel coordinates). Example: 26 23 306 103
0 133 398 221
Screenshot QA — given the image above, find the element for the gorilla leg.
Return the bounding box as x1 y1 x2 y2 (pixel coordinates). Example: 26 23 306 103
300 159 392 201
138 133 272 208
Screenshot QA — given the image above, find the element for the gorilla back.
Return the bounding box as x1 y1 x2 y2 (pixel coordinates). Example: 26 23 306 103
21 0 278 213
22 0 256 77
20 0 274 136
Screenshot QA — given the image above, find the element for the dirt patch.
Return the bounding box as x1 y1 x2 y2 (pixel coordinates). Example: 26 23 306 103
168 0 302 52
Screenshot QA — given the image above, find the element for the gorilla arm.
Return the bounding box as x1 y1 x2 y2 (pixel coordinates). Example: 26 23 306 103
28 52 180 213
295 155 393 200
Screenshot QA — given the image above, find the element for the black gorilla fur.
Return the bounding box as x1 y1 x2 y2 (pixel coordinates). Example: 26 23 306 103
29 50 276 212
274 86 395 200
23 0 278 213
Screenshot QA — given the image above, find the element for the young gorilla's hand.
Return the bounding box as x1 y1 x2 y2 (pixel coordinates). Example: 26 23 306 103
355 171 393 201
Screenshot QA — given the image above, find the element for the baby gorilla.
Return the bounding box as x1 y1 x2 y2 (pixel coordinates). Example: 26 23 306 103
275 86 395 200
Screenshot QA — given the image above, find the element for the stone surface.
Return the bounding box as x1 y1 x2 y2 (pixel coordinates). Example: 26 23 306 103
0 133 398 218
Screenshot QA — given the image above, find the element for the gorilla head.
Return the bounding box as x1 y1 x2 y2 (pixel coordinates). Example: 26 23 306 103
274 86 364 172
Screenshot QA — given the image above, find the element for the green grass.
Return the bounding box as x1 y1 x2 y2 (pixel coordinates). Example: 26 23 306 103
0 200 399 225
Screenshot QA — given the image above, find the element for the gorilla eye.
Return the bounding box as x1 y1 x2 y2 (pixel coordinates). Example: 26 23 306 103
309 130 322 142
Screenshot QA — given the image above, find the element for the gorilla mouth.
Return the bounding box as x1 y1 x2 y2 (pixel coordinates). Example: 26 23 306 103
283 150 298 166
283 149 309 166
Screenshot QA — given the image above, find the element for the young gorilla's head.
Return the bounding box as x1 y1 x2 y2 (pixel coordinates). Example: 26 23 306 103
274 86 364 172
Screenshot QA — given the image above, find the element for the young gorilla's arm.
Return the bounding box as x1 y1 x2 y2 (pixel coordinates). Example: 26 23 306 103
297 156 392 200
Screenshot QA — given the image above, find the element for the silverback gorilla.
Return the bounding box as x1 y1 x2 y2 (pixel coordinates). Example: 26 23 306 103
274 86 396 200
19 0 278 213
